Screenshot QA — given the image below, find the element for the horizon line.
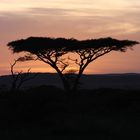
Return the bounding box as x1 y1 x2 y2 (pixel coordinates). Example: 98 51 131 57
1 72 140 77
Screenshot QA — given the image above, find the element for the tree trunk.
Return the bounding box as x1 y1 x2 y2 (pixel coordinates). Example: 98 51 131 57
53 65 71 93
72 71 82 92
72 61 90 92
11 81 16 92
60 74 71 92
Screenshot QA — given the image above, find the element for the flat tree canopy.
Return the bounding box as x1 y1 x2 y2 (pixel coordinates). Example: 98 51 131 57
8 37 139 92
8 37 138 52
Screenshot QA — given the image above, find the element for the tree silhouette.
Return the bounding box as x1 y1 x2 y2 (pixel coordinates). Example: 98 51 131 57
10 56 38 91
7 37 138 92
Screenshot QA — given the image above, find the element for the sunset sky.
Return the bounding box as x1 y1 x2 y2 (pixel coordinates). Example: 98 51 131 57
0 0 140 75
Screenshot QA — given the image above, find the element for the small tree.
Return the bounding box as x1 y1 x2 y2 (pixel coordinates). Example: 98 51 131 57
7 37 138 92
10 55 38 91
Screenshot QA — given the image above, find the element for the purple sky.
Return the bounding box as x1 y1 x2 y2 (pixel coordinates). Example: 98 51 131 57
0 0 140 75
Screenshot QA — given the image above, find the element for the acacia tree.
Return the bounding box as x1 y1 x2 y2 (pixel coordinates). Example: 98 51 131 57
7 37 138 92
10 55 38 91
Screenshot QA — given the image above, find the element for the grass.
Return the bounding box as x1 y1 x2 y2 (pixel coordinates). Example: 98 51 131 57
1 86 140 139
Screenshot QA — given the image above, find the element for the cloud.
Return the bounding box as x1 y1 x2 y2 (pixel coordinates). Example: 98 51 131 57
0 0 140 75
0 6 140 46
0 6 140 40
27 7 76 16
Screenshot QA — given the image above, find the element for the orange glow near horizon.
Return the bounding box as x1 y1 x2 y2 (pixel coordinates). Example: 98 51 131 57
0 0 140 75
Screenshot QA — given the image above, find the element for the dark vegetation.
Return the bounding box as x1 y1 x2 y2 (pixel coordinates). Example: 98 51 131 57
8 37 138 92
1 87 140 139
1 37 139 139
10 57 38 91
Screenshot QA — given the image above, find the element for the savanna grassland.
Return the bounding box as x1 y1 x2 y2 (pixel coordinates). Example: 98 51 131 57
1 86 140 140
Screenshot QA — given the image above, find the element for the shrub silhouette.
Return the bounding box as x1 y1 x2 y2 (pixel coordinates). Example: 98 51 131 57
7 37 138 92
10 57 38 91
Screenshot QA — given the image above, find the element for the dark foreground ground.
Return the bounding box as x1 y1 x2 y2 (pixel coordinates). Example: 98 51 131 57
1 86 140 139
